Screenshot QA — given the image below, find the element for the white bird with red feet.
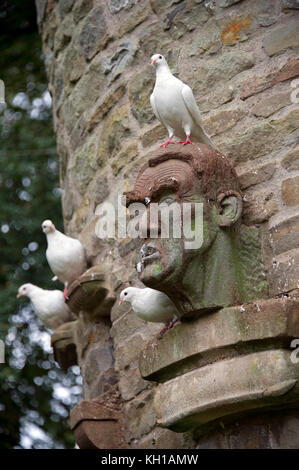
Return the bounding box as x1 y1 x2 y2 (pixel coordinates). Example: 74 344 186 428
42 219 86 299
17 283 73 330
119 287 179 338
150 53 215 148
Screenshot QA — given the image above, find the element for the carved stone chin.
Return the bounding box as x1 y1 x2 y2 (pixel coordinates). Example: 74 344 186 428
125 143 268 318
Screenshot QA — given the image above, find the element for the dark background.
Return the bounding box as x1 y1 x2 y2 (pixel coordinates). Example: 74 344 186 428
0 0 81 448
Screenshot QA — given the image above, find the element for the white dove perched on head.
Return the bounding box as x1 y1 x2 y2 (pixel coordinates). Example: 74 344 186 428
17 283 73 330
119 287 179 337
42 220 87 298
150 53 215 148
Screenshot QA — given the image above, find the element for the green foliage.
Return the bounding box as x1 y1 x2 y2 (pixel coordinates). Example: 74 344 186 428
0 1 80 449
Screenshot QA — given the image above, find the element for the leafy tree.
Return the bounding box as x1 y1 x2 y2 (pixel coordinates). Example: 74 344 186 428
0 0 81 448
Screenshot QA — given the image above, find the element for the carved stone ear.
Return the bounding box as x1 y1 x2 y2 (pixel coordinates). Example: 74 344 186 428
217 191 242 227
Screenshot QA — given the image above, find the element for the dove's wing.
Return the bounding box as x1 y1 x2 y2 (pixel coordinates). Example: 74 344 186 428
150 93 161 121
181 84 204 126
150 92 169 130
181 84 216 147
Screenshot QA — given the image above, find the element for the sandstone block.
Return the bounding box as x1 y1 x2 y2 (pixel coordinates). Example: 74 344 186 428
281 147 299 171
241 59 299 99
263 22 299 57
282 176 299 206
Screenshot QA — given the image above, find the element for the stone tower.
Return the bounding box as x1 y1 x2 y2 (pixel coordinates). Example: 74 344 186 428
37 0 299 448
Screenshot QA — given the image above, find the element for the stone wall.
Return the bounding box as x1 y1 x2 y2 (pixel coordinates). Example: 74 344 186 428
36 0 299 448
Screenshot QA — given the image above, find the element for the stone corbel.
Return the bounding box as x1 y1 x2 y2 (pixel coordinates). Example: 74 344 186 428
139 298 299 437
51 320 78 371
66 264 116 319
70 387 127 449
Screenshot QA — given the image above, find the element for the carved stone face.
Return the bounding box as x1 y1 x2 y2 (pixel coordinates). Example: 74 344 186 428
125 144 246 316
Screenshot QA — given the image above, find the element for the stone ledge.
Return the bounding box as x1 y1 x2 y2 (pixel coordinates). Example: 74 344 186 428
154 349 299 433
139 299 299 382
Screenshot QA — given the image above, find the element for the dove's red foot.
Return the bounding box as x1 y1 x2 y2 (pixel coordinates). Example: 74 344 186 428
179 136 193 145
63 285 69 300
160 138 176 148
158 317 179 340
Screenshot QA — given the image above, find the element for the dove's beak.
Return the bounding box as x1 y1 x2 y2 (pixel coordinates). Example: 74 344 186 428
151 58 157 65
51 224 55 230
119 299 123 305
17 293 22 298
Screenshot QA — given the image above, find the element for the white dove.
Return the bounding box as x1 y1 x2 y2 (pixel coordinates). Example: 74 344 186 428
119 287 179 337
17 283 73 330
42 220 86 298
150 53 215 148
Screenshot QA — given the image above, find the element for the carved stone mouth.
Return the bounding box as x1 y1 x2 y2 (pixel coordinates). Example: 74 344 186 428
140 243 160 265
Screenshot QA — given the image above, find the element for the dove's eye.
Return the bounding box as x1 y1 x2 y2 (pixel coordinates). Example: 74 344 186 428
124 292 128 296
159 55 162 59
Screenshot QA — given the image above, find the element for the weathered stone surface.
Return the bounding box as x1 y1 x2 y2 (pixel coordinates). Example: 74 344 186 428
92 173 110 206
124 390 156 439
193 50 255 93
236 162 276 190
58 0 74 19
241 59 299 99
118 4 150 37
115 333 145 371
139 22 172 57
203 109 245 136
141 124 167 147
243 190 277 224
155 349 299 432
281 147 299 171
134 427 193 449
79 6 111 60
220 16 252 45
218 0 243 7
150 0 186 15
252 92 291 118
129 66 155 126
63 41 86 84
62 178 74 220
97 105 131 165
282 0 299 9
102 40 137 83
111 309 145 345
163 1 210 37
111 142 139 175
54 14 74 53
270 215 299 256
282 176 299 206
269 249 299 296
87 85 126 133
190 18 221 55
196 409 299 448
219 110 299 163
263 22 299 57
73 0 93 23
71 141 96 195
108 0 141 14
197 84 234 112
140 299 299 382
119 367 148 401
